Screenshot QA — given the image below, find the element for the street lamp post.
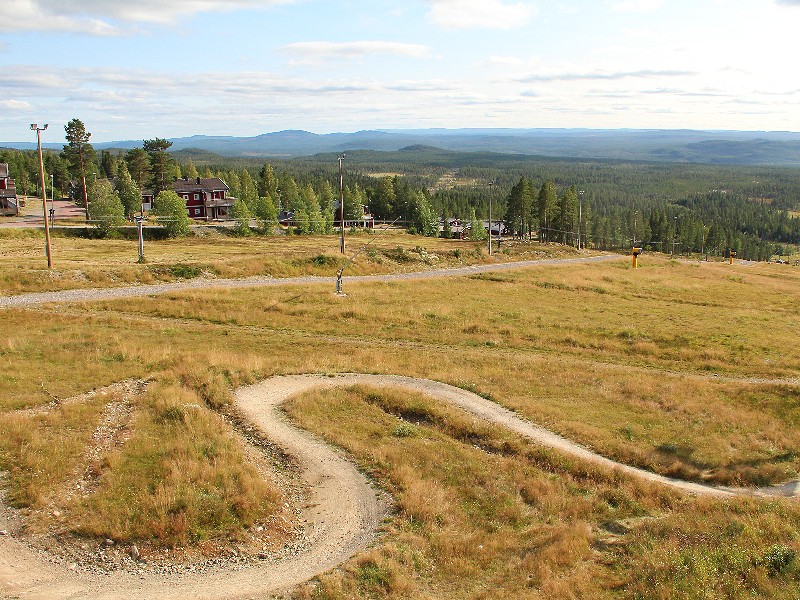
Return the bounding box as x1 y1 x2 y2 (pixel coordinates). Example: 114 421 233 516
31 123 52 269
488 180 494 255
338 154 346 254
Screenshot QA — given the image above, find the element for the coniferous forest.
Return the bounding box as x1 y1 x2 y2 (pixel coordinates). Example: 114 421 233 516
3 141 799 261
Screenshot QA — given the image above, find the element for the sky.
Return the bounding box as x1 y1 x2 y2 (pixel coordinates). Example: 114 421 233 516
2 0 800 143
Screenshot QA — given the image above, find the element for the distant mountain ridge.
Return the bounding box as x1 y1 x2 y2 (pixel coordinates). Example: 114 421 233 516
5 128 800 166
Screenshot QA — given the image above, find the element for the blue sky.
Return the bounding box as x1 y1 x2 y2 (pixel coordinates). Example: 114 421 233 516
2 0 800 143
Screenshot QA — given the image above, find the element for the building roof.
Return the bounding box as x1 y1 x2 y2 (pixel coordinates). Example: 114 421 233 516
0 163 9 178
173 177 229 193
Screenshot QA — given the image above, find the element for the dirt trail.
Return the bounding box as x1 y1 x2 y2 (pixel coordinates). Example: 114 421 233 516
256 374 800 499
0 376 388 600
3 372 798 599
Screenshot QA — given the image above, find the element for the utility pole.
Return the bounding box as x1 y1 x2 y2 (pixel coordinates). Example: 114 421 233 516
632 210 638 249
31 123 52 269
578 190 584 250
488 180 494 255
671 215 678 256
338 154 346 254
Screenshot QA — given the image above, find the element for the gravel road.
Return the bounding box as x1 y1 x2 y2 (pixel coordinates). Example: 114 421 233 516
0 255 617 307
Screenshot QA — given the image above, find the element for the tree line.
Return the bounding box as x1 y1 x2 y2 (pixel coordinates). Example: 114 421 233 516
2 119 798 257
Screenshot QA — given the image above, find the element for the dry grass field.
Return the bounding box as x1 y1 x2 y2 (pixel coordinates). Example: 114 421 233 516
0 229 572 295
1 234 800 597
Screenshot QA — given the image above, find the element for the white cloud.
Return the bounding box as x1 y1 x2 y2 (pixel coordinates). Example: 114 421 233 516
426 0 536 30
280 41 433 64
478 55 528 68
0 99 32 111
2 0 296 34
611 0 663 12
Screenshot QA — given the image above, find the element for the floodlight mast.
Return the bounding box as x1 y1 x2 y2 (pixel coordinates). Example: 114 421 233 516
31 123 52 268
338 154 346 254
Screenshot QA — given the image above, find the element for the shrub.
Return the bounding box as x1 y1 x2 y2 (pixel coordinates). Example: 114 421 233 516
393 422 418 438
152 190 190 237
762 544 796 576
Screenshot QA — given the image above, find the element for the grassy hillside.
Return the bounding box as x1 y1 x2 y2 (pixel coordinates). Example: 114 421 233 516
1 235 799 596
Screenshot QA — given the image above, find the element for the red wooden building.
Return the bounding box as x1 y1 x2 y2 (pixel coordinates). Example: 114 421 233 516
142 177 234 220
0 163 19 216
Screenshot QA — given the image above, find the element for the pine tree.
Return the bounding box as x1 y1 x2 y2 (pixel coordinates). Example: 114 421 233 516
319 180 336 233
258 163 278 199
125 148 150 189
100 150 119 179
554 186 578 245
504 177 534 238
63 118 94 220
143 138 174 194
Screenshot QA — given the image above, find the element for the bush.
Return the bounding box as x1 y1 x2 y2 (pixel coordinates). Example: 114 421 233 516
762 544 796 576
312 254 336 267
152 190 190 237
393 423 418 438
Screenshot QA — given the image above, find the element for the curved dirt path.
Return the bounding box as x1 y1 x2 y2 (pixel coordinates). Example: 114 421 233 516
256 374 800 499
0 255 616 307
0 376 388 600
4 372 799 599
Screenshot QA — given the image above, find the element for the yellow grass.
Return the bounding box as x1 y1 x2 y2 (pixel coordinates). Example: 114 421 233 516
73 380 279 546
1 243 799 595
0 230 578 295
287 385 800 599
